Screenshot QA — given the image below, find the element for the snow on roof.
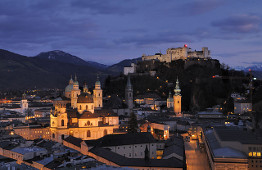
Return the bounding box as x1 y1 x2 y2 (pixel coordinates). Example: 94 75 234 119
213 147 246 158
11 146 47 154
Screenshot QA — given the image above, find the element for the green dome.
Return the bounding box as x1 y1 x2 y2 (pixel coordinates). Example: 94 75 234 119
95 80 101 86
65 84 73 92
74 80 79 85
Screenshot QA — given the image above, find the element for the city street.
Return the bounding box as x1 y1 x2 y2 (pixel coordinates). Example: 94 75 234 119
183 134 211 170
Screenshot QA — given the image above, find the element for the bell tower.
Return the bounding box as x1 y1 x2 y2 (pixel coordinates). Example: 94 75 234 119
93 76 103 109
125 75 133 109
173 78 182 117
71 75 80 109
20 93 28 114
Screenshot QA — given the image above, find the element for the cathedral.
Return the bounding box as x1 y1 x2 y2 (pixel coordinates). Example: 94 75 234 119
50 76 119 143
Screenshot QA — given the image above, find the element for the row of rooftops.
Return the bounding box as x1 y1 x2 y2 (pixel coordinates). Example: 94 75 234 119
64 132 185 169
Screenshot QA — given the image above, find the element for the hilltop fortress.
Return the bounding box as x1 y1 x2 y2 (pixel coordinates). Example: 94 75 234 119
142 45 211 63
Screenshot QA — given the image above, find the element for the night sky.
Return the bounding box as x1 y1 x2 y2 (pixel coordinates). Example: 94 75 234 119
0 0 261 67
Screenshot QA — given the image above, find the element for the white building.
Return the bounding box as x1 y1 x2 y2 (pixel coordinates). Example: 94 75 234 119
123 63 136 75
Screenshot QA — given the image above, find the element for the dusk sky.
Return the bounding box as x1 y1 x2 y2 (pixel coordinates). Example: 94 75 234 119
0 0 261 67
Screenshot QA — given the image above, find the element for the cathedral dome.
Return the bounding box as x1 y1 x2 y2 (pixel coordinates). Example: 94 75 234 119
77 93 93 103
95 80 101 86
65 84 73 92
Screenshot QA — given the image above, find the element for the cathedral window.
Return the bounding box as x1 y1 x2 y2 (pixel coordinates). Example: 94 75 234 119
87 130 91 137
61 119 64 126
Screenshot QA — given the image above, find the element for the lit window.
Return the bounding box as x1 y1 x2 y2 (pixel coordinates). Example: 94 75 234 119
257 152 261 157
249 152 252 157
253 152 257 157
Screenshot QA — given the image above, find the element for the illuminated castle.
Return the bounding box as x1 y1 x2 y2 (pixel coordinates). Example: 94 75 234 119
142 45 211 63
50 76 119 143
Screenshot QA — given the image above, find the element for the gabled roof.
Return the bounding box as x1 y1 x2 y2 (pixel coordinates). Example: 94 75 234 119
89 147 184 168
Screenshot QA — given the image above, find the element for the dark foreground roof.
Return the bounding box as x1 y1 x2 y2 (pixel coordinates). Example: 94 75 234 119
63 136 82 147
214 126 262 144
89 147 183 168
85 132 156 147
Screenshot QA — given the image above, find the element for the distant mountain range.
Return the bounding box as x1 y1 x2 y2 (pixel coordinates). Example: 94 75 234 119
234 64 262 79
0 49 140 90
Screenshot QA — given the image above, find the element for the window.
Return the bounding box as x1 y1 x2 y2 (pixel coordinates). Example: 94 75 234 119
87 130 91 137
178 101 179 103
87 121 90 126
86 105 88 110
52 133 55 138
61 134 64 140
61 119 64 126
80 105 82 110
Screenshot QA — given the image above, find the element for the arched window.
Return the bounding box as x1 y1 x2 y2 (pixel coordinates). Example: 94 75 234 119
61 119 64 126
52 121 55 125
87 130 91 137
80 105 82 110
52 133 55 139
86 105 88 110
104 129 107 136
87 121 90 126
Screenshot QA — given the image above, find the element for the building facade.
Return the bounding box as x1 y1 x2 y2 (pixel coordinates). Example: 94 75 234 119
142 45 211 63
50 76 119 143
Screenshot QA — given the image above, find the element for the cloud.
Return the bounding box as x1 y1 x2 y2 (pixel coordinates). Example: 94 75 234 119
172 0 225 16
212 14 261 33
70 0 135 15
115 31 192 47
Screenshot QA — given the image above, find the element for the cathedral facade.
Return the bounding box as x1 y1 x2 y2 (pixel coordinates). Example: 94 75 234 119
50 76 119 143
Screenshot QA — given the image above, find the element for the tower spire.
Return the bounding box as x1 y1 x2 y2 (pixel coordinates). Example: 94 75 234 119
174 77 181 96
75 74 77 81
126 75 132 89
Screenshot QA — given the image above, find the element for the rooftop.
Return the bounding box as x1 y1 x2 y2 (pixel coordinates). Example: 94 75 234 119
85 132 156 147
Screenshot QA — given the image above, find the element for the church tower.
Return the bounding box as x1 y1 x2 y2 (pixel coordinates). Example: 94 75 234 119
20 93 28 114
125 75 133 109
93 77 103 109
71 75 81 109
173 78 182 117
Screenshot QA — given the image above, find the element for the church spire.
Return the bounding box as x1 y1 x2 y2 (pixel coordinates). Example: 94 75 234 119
174 77 181 96
75 74 77 81
126 75 132 90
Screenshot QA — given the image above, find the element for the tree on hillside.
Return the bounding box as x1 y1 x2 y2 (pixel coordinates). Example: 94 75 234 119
128 112 138 133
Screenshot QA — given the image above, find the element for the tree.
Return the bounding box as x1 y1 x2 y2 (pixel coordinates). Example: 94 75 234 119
128 112 138 133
